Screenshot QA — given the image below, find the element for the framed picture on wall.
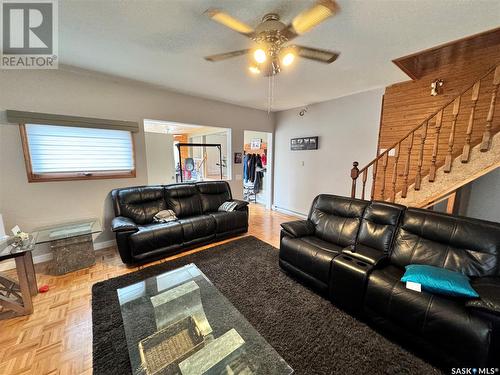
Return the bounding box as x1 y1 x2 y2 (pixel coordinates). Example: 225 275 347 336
234 152 242 164
291 136 319 151
250 138 262 150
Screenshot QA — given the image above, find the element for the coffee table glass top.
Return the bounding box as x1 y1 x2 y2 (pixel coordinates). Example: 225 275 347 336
33 219 101 244
117 263 293 375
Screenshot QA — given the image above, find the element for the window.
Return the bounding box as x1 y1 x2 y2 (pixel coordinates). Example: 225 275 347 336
20 124 135 182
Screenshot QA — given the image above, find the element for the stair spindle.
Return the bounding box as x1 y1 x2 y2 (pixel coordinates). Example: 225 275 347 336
401 132 414 198
414 121 428 191
461 81 481 163
361 169 368 200
444 97 461 172
390 144 400 202
480 65 500 152
370 160 377 200
429 110 443 182
380 152 389 200
350 161 359 198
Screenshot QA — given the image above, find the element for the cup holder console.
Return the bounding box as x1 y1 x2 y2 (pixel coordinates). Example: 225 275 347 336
329 254 374 312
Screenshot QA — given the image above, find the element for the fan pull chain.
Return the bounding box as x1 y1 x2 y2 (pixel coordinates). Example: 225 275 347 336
267 75 272 114
267 73 276 114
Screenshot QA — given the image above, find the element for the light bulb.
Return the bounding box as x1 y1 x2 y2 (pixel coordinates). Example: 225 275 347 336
254 49 267 64
249 65 260 74
282 52 295 66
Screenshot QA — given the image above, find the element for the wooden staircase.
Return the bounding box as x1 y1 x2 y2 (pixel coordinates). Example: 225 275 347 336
350 64 500 208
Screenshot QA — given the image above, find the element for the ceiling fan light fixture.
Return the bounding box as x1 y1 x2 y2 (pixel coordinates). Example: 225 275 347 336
254 48 267 64
282 51 295 66
292 0 338 35
249 64 261 74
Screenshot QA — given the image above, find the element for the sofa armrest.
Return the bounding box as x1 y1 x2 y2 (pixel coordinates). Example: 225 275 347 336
466 277 500 315
231 199 249 211
342 244 387 267
280 220 315 238
111 216 138 233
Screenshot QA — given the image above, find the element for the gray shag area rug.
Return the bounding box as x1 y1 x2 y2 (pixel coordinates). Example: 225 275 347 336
92 236 443 375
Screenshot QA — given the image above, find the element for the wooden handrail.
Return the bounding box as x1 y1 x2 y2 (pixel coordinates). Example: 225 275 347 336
356 64 499 176
350 63 499 200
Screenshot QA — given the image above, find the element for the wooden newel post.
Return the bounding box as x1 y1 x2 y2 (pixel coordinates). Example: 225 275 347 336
351 161 359 198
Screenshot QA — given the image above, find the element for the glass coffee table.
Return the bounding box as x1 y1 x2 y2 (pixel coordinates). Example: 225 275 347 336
117 264 293 375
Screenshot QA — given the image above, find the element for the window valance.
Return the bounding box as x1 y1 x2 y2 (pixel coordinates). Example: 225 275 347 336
6 110 139 133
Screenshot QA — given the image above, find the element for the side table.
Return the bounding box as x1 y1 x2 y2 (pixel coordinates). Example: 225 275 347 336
33 219 102 275
0 237 37 319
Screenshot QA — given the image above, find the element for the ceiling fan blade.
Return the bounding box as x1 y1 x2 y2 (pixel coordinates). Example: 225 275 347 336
204 49 251 62
205 9 255 37
295 45 340 64
283 0 339 40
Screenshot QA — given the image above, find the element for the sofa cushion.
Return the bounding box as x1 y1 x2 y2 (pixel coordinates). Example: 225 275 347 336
358 201 405 254
280 235 342 283
466 277 500 315
365 265 491 365
197 181 232 213
209 211 247 234
129 222 183 255
309 194 369 247
391 208 500 277
115 186 166 224
178 215 216 242
164 184 203 218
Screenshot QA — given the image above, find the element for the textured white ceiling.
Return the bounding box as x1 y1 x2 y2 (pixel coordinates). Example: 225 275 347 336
59 0 500 111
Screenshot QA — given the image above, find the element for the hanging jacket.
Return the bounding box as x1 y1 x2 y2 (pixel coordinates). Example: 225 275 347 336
254 155 264 192
243 153 249 182
261 153 267 167
249 154 257 183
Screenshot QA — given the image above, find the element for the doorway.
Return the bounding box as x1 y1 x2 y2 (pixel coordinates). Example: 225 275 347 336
243 130 273 209
144 119 231 185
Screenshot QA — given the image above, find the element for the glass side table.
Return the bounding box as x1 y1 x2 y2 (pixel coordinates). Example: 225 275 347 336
0 236 37 319
33 219 102 275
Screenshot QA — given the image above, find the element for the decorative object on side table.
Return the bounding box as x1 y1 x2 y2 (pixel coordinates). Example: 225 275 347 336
0 234 38 319
33 219 102 275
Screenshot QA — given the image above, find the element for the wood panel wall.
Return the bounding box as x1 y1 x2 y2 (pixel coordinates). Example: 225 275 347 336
372 36 500 200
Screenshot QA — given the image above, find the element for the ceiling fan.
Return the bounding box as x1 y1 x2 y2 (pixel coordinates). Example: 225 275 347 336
204 0 340 76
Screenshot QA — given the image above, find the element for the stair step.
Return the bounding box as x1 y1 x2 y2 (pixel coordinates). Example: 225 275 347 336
396 132 500 208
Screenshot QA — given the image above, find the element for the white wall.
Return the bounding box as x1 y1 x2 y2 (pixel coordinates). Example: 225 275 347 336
0 67 274 254
463 167 500 222
145 132 176 185
273 88 384 215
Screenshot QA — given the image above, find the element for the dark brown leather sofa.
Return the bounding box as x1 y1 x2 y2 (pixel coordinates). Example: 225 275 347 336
111 181 248 265
279 194 500 367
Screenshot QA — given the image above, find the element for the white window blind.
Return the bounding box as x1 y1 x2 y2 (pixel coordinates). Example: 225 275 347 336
25 124 134 174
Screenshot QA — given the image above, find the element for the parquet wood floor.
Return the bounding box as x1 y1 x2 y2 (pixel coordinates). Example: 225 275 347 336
0 204 296 375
